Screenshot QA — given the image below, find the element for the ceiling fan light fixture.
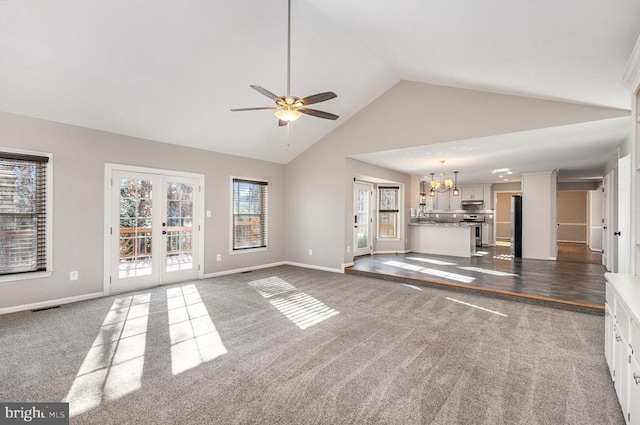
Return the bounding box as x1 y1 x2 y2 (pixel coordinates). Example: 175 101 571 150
274 109 302 122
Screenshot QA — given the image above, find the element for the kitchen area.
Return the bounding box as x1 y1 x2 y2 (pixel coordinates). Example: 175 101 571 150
410 183 494 257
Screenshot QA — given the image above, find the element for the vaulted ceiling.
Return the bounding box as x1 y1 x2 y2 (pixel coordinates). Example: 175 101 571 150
1 0 639 172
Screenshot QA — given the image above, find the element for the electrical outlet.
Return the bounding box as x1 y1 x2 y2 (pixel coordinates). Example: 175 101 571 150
308 249 313 256
347 246 350 253
216 254 221 262
70 271 78 281
206 210 212 218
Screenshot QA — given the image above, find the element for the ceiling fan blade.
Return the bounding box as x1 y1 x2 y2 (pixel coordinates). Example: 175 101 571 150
299 92 337 106
250 85 281 101
299 108 339 120
230 106 278 111
278 119 288 127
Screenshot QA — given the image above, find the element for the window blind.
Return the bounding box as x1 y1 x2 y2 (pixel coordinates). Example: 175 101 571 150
232 178 267 250
378 186 399 212
0 153 49 274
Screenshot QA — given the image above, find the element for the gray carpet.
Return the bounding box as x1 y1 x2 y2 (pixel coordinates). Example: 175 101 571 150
0 265 625 424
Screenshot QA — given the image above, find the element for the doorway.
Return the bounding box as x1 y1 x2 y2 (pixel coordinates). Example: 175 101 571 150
494 192 520 246
353 181 373 256
105 165 204 294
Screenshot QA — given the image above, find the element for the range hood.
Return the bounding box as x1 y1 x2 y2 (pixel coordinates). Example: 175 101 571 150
461 200 484 210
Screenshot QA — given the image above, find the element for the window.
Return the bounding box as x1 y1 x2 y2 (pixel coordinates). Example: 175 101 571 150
0 151 50 275
378 186 399 239
232 178 267 251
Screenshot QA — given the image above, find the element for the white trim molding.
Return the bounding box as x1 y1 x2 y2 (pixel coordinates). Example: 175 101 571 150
284 262 345 274
623 34 640 91
203 261 346 278
373 250 412 255
0 292 104 316
203 262 286 278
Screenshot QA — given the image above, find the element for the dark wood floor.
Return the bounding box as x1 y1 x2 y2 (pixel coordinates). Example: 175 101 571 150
347 245 606 313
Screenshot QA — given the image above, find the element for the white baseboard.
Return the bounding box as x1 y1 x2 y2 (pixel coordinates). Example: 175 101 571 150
373 250 412 255
342 262 354 269
203 261 287 278
0 292 104 316
284 261 345 274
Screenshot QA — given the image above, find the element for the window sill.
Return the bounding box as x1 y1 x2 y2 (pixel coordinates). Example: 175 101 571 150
0 271 52 284
377 238 401 242
230 247 268 255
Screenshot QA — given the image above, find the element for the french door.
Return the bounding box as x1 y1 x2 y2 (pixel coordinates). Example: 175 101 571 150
107 167 202 294
353 182 373 256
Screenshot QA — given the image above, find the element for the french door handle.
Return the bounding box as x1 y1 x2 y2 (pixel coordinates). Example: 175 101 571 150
614 231 621 236
162 230 167 235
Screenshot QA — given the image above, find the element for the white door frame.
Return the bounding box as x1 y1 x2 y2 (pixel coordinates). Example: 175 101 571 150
603 171 613 271
353 181 374 256
618 155 631 274
103 163 205 295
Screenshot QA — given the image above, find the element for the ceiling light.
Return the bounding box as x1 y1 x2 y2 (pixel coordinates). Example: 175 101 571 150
492 168 509 173
426 161 458 195
274 108 302 122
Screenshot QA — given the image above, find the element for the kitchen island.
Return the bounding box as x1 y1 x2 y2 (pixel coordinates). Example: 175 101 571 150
409 222 477 257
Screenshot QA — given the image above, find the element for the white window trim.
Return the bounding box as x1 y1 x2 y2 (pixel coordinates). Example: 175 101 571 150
230 175 268 254
377 184 403 242
0 147 54 283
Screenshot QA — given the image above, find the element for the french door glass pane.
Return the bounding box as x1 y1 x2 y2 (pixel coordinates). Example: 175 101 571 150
166 182 193 272
119 179 153 279
357 189 369 249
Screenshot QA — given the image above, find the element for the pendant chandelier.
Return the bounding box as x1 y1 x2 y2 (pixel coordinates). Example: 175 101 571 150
428 160 459 197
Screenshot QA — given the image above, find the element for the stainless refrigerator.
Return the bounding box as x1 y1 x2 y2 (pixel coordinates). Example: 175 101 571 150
511 195 522 257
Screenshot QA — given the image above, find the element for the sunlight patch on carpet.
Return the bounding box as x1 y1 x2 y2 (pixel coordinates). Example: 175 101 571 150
446 297 508 317
249 276 339 330
64 293 150 417
167 284 227 375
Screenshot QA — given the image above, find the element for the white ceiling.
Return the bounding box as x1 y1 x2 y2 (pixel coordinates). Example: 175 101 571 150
350 117 631 185
0 0 639 173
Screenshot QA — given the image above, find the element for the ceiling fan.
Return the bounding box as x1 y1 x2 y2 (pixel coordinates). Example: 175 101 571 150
231 0 338 127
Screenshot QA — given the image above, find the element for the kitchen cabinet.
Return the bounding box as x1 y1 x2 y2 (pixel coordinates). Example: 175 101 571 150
461 186 484 201
604 273 640 424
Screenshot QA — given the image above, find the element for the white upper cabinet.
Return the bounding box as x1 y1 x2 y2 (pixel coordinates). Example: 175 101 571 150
461 186 484 201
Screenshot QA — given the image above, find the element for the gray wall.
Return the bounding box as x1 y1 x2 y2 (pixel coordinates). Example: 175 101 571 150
0 112 286 309
2 79 631 309
286 80 625 271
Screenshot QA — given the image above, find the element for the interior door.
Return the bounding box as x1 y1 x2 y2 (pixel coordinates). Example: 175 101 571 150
110 170 200 293
617 155 631 274
354 182 373 256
